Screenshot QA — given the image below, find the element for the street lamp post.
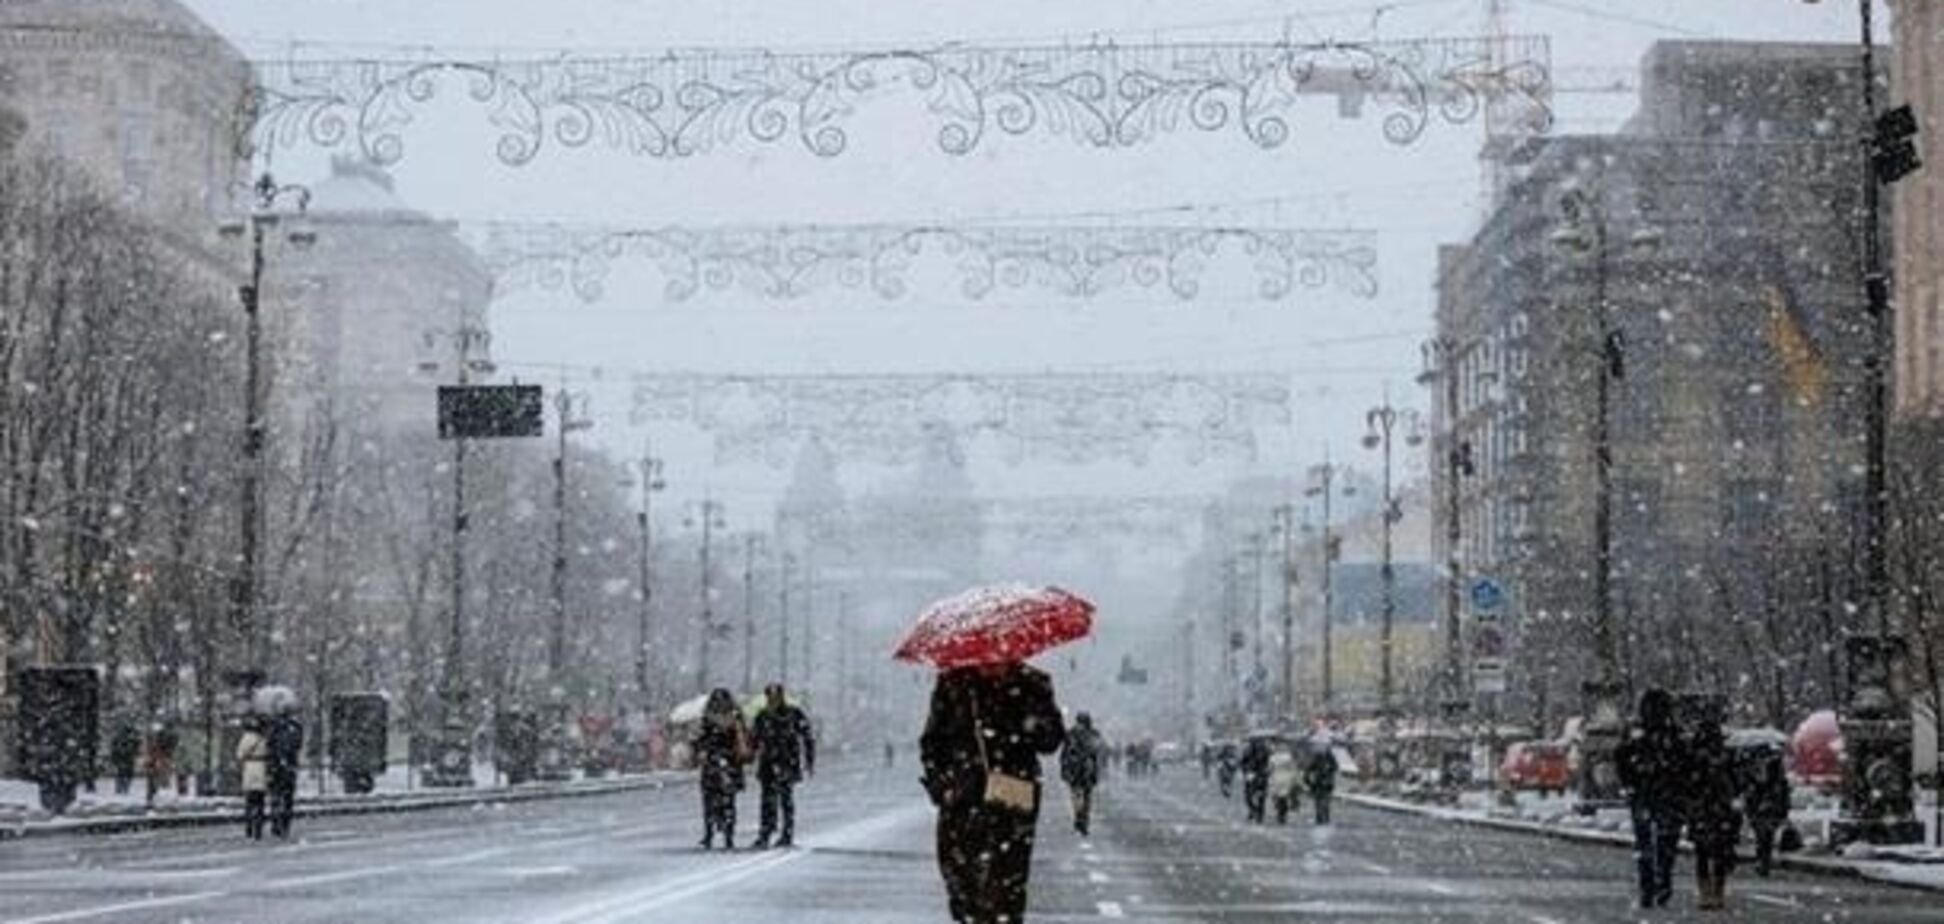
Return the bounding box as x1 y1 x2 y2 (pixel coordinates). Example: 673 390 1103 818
217 173 314 682
1273 504 1298 721
1551 146 1661 809
415 299 494 788
1805 0 1923 847
1363 401 1424 777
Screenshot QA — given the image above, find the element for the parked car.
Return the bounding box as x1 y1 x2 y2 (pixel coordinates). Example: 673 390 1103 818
1499 741 1572 796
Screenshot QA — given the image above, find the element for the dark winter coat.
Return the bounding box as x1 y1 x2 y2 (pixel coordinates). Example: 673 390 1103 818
1683 726 1743 851
1616 696 1684 815
1060 725 1104 789
919 664 1065 810
1742 749 1791 826
266 714 304 785
1304 749 1338 795
1240 738 1274 783
694 716 748 796
752 703 815 785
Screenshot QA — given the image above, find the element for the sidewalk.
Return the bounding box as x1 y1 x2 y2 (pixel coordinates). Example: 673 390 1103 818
1345 789 1944 894
0 769 682 841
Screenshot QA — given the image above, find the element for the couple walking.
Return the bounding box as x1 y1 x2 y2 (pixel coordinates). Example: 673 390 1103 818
694 683 815 850
236 705 303 840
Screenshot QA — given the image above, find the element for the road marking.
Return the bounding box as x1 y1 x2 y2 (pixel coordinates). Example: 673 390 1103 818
1088 870 1111 884
1361 861 1393 875
1527 915 1565 924
0 891 226 924
1097 900 1126 917
1422 881 1458 896
1748 892 1802 909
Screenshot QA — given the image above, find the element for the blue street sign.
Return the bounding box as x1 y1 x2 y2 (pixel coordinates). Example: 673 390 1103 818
1470 577 1505 612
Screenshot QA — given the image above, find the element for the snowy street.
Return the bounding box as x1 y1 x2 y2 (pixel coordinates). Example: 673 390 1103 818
1 762 1935 923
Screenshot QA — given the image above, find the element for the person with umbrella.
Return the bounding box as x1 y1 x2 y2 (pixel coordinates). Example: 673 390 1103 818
236 714 269 840
694 688 750 850
750 683 815 849
264 694 304 839
1736 734 1791 877
902 584 1083 924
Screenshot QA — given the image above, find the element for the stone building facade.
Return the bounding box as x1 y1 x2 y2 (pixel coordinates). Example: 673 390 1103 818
1435 41 1878 730
1890 0 1944 417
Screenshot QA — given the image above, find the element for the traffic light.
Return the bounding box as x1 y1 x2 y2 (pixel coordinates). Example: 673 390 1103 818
1874 104 1922 186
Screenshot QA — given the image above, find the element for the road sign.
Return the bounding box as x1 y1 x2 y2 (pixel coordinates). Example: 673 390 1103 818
438 385 544 439
1469 577 1504 612
1472 624 1507 660
1474 659 1507 694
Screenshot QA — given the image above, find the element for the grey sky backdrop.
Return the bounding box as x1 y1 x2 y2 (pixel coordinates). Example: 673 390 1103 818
183 0 1884 526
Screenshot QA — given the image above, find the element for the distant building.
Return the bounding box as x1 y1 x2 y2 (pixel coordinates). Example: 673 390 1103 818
0 0 249 233
1437 41 1878 730
1890 0 1944 417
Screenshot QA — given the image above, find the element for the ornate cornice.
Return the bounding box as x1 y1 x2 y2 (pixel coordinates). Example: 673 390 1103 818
249 34 1551 166
474 223 1378 302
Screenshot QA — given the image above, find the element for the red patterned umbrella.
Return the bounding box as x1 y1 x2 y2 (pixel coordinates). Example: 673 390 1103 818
894 584 1095 668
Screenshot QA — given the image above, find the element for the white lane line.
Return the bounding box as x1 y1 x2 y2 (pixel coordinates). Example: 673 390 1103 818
1528 915 1565 924
1422 881 1459 896
1088 870 1111 884
1097 900 1126 917
0 891 227 924
1361 861 1394 875
1748 892 1802 909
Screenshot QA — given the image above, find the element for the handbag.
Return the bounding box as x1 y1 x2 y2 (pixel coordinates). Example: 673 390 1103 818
970 693 1038 813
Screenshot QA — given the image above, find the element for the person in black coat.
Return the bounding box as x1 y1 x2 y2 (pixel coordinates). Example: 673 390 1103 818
1060 712 1104 836
694 688 750 850
750 683 815 849
1615 688 1683 909
920 661 1066 924
266 708 304 839
1685 718 1742 911
1240 736 1273 824
1304 744 1337 825
1741 744 1791 877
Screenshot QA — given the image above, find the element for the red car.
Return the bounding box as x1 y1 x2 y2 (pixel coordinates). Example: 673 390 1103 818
1499 742 1572 796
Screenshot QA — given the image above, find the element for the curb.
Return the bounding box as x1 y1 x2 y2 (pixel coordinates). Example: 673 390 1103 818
0 773 679 842
1344 792 1944 895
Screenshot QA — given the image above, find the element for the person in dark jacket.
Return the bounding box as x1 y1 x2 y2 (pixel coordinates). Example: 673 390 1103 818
1060 712 1104 836
109 721 141 795
751 683 815 849
1741 744 1791 877
1615 688 1684 909
1304 744 1338 825
1240 735 1274 824
266 707 304 839
1215 742 1238 798
694 688 749 850
1685 717 1741 911
920 661 1065 924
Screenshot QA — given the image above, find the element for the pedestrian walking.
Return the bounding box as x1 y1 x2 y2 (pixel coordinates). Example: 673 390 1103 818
1685 716 1742 911
143 721 177 806
694 688 750 850
1269 744 1302 825
109 720 140 795
1060 712 1104 836
1304 744 1337 825
751 683 815 849
1741 743 1791 877
1616 688 1684 909
1240 734 1273 824
237 716 269 840
1216 742 1238 799
266 703 304 839
920 661 1066 924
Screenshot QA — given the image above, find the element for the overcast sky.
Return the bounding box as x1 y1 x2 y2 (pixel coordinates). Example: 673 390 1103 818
182 0 1884 522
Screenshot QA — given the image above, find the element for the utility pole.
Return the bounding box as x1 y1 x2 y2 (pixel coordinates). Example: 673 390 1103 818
634 449 664 709
778 553 795 685
426 293 490 788
1305 454 1347 716
1274 504 1297 719
549 388 591 687
692 499 724 693
1219 550 1239 717
1249 530 1266 684
741 534 760 693
1422 338 1469 702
